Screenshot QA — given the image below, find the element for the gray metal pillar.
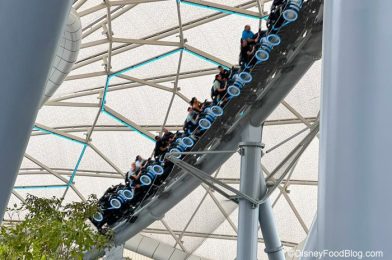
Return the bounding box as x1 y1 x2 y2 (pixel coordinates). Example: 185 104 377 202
237 123 285 260
237 124 263 260
0 0 72 221
259 200 285 260
303 0 392 258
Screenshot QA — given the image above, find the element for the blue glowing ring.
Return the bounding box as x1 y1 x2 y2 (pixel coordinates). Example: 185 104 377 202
110 198 121 209
238 72 252 83
260 38 273 51
92 212 104 222
266 34 281 46
151 164 164 175
206 115 215 122
182 137 195 148
158 154 165 163
199 118 212 130
227 85 241 97
170 148 182 158
175 144 186 152
128 181 134 189
211 106 224 117
255 49 270 62
288 4 301 12
203 107 212 114
288 0 302 9
234 80 244 88
140 175 152 186
283 9 298 22
122 189 134 200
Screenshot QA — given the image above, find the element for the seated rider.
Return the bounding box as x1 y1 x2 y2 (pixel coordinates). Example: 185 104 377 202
183 107 199 134
241 25 261 45
135 155 144 170
240 39 256 68
218 65 230 81
267 0 287 32
153 136 169 160
161 128 176 143
125 162 137 184
211 74 227 105
190 97 203 113
125 159 148 188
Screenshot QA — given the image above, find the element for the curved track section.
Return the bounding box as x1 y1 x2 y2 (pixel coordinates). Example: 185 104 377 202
85 0 323 258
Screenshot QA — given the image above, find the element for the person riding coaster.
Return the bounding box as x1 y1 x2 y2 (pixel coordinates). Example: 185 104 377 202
90 0 306 229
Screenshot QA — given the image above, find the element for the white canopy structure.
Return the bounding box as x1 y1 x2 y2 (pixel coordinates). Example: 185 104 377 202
7 1 321 259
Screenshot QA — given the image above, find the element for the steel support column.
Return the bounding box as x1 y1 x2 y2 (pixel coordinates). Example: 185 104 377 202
259 200 284 260
0 0 72 221
237 124 263 260
237 123 284 260
303 0 392 258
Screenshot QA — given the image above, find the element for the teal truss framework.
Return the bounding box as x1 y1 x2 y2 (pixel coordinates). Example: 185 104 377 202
100 47 229 141
16 47 228 191
14 126 88 191
178 0 269 20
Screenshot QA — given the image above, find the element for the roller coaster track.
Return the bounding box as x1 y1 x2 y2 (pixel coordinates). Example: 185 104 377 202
85 0 323 258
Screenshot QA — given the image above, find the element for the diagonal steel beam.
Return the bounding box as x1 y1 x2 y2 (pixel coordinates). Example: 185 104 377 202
263 165 309 234
142 228 298 247
78 0 165 17
175 169 221 248
59 68 217 102
34 123 87 145
103 106 156 141
44 101 100 108
82 4 137 39
117 75 176 94
104 1 114 74
180 0 267 19
203 184 238 233
74 1 257 70
158 48 184 137
281 100 313 128
65 71 107 81
78 3 106 17
184 44 233 68
74 0 88 10
109 0 168 6
11 191 26 203
88 142 125 176
161 219 190 254
167 155 259 205
24 153 69 183
112 37 181 47
23 153 87 202
81 39 109 49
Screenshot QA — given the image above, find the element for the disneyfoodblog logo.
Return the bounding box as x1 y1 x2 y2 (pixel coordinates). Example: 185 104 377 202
286 249 384 259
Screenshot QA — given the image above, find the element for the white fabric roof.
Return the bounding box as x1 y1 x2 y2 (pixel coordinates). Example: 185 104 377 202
9 1 321 259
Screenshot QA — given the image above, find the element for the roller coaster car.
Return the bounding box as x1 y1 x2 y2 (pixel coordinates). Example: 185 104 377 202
267 0 303 32
90 183 136 229
154 161 175 186
89 0 306 231
139 163 165 186
168 136 195 160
